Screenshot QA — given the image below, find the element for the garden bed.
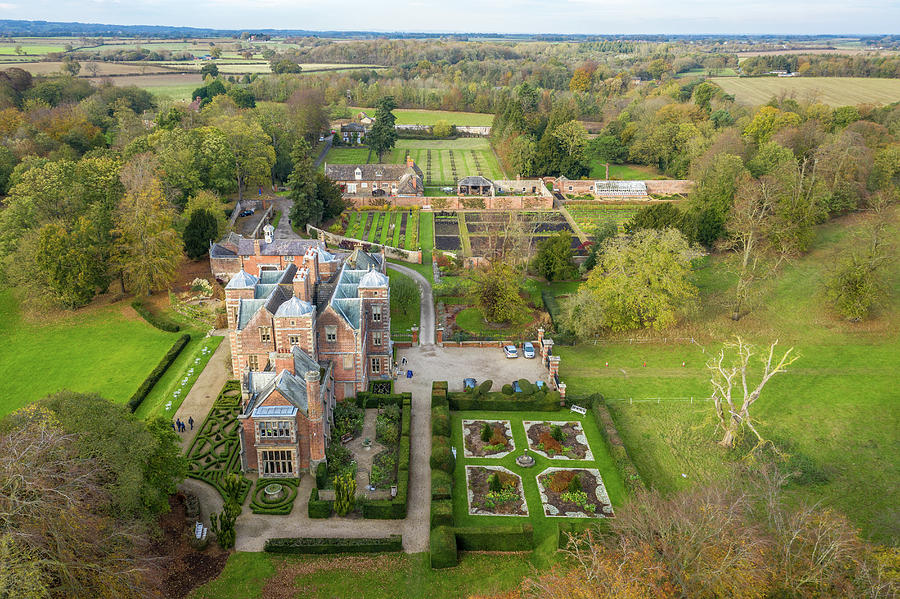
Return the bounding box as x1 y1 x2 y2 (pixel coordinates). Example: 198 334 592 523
524 421 594 460
536 467 613 518
465 465 528 517
249 478 301 515
462 419 515 458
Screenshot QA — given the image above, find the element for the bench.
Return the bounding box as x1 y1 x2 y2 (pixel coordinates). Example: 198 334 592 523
340 433 354 445
570 404 587 416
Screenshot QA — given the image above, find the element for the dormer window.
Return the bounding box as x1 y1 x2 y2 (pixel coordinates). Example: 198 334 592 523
354 168 362 181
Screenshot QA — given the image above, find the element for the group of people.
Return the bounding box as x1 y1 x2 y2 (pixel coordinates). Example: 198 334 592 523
173 416 194 433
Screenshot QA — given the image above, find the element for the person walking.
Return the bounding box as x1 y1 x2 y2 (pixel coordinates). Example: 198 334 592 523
172 421 176 432
188 416 194 430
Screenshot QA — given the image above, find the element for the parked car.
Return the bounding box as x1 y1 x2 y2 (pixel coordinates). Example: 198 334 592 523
522 342 535 359
238 209 255 217
441 186 454 193
464 378 477 391
372 188 386 197
512 380 522 393
318 135 325 142
535 380 546 390
503 345 518 359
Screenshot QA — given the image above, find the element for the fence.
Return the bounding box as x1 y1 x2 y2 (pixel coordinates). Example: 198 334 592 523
606 396 715 404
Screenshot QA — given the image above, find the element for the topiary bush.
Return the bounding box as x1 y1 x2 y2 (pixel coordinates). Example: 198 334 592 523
430 443 455 474
478 380 493 395
431 470 452 500
431 406 450 437
430 499 454 529
501 384 514 395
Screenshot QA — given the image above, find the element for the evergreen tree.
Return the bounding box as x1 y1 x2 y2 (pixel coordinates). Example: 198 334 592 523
368 96 398 161
287 140 321 229
183 208 219 260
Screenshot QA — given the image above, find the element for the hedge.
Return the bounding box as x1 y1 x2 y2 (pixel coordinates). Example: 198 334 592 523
127 334 191 412
454 524 534 551
265 535 402 554
431 388 448 409
448 390 561 412
308 487 333 518
431 499 454 529
398 435 410 471
592 398 645 494
355 392 411 409
431 406 450 437
131 299 181 332
429 526 458 569
401 404 411 437
431 470 452 500
315 462 328 489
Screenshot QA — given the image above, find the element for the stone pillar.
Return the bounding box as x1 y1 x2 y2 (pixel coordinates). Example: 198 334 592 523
537 327 544 346
558 382 567 403
411 326 419 345
542 338 554 368
436 326 444 347
548 355 561 387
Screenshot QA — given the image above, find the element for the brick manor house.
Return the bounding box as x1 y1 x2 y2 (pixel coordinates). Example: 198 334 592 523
209 232 393 476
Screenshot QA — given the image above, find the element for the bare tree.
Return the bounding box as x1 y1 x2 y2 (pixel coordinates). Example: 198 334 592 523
707 337 799 448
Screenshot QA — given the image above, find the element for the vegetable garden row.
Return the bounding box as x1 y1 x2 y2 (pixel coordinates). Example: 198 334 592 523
344 210 420 250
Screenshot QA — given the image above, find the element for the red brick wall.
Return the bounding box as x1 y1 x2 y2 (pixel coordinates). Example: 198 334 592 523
273 314 316 358
316 307 363 401
233 308 276 375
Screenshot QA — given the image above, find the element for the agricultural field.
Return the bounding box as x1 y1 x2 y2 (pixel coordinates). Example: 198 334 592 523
710 76 900 106
351 107 493 127
390 139 506 187
0 43 68 55
556 211 900 544
675 67 738 78
0 290 177 417
89 74 204 100
565 203 642 234
13 61 177 76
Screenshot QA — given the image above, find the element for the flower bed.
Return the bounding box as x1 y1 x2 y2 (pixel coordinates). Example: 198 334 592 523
537 467 613 518
465 465 528 517
462 419 515 458
524 420 594 460
249 478 301 515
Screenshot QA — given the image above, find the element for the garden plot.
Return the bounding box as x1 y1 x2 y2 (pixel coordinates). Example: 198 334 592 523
462 419 515 459
566 204 641 233
341 210 420 249
434 213 461 251
537 468 613 518
466 465 529 517
524 421 594 460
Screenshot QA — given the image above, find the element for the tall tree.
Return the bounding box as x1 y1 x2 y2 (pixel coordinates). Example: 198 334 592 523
219 116 276 202
27 218 108 309
287 140 321 229
532 231 578 281
472 263 527 324
113 178 182 296
368 96 398 162
183 208 219 260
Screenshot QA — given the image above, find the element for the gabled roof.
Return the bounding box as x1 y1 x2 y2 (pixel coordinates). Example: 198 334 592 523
245 369 309 416
458 175 494 187
324 162 424 181
346 248 381 270
237 299 267 330
210 233 322 259
331 298 362 329
291 344 320 374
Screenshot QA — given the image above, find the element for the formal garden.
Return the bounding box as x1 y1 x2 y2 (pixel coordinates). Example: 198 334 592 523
429 381 628 569
563 203 642 233
432 210 580 257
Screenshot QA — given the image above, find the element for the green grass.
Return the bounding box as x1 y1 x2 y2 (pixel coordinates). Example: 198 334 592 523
710 76 900 107
145 83 202 101
270 210 282 230
323 147 372 165
405 211 420 250
388 269 420 337
351 107 494 127
0 291 177 417
588 161 668 180
0 44 66 55
556 211 900 544
454 307 532 338
450 410 626 565
191 552 530 599
566 204 641 233
134 335 223 420
419 211 434 265
346 211 364 238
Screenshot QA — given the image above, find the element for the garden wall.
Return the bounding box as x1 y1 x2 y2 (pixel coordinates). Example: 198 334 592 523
341 195 554 211
306 224 422 264
644 179 693 195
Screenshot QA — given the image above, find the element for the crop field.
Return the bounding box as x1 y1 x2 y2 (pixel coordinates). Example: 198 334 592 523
565 204 642 233
344 210 422 251
389 139 505 187
0 44 68 55
432 210 577 257
13 61 178 76
351 107 493 126
324 147 373 164
710 76 900 106
86 73 203 99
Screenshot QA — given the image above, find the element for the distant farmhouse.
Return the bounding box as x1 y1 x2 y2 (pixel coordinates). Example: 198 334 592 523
325 157 425 197
210 231 392 477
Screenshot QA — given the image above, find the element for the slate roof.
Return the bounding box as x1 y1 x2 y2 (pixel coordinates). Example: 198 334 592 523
359 269 389 288
458 175 494 187
225 270 258 289
210 233 322 259
275 296 315 318
244 369 309 417
324 162 424 181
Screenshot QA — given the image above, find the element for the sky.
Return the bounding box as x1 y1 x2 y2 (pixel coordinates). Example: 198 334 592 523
1 0 898 35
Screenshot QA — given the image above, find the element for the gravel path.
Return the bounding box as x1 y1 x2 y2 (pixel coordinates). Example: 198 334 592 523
386 262 435 345
174 332 230 452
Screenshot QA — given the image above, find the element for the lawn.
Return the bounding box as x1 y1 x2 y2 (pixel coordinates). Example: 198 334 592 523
450 409 626 564
565 204 641 233
190 552 531 599
0 290 178 417
710 76 900 106
391 139 506 186
323 147 373 165
454 307 532 338
588 161 668 180
556 211 900 544
388 269 420 338
351 107 494 127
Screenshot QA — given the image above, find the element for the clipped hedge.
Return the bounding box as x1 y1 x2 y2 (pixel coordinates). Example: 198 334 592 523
401 404 411 437
592 398 645 494
431 388 448 409
431 470 452 500
430 437 455 474
431 499 454 529
249 478 300 515
354 392 410 409
448 390 561 412
429 526 458 569
398 435 410 472
308 487 333 518
265 535 402 555
127 334 191 412
431 406 451 437
454 524 534 551
131 299 181 332
315 462 328 489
